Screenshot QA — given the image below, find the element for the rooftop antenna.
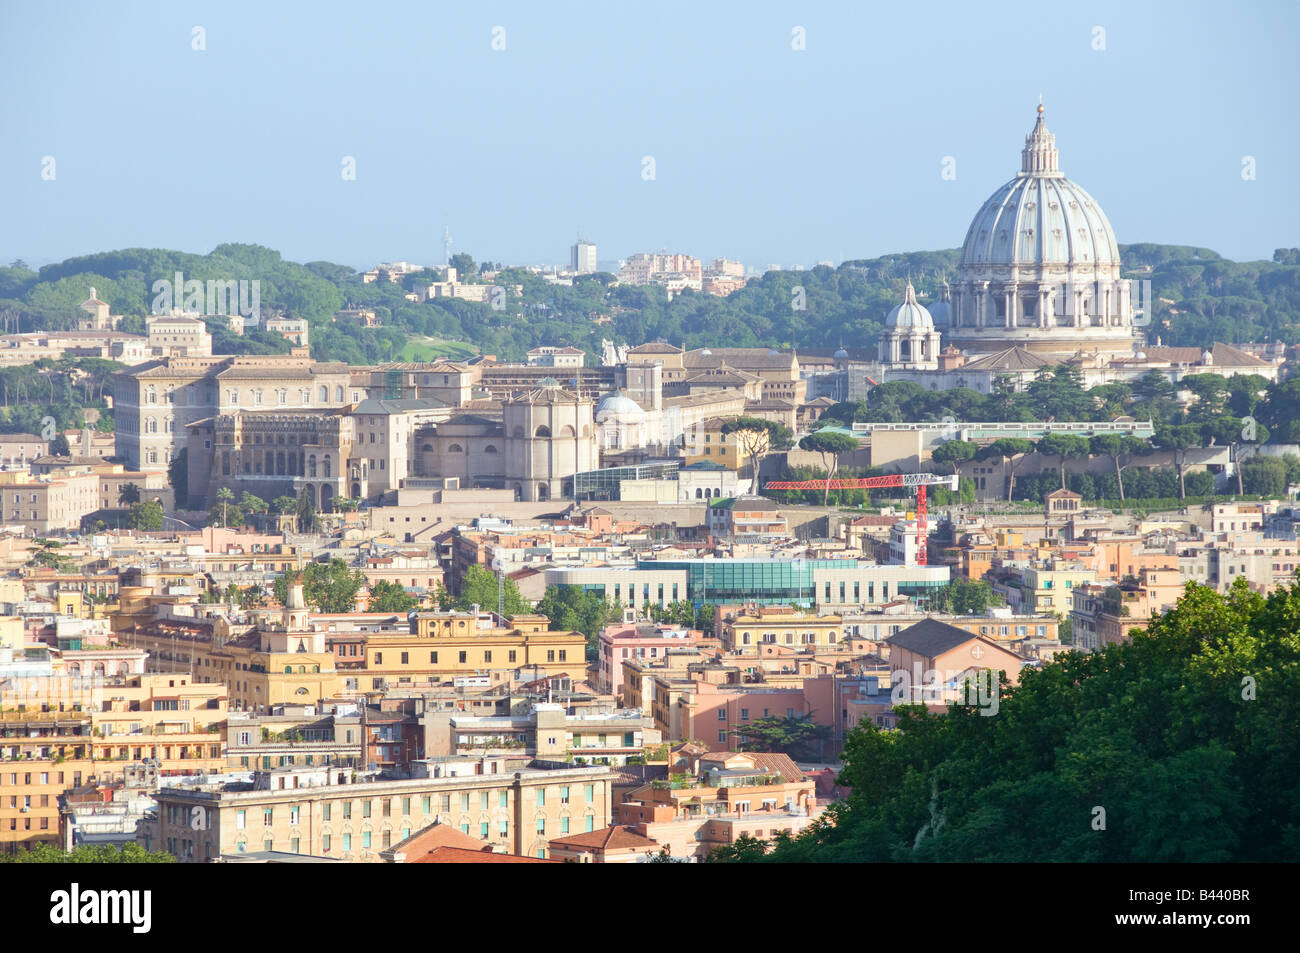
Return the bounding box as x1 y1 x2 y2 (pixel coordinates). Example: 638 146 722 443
443 226 453 268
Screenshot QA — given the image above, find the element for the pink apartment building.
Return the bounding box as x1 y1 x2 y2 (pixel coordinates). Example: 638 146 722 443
597 615 702 696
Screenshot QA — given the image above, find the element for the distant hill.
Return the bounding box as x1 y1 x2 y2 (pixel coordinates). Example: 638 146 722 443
1 242 1297 363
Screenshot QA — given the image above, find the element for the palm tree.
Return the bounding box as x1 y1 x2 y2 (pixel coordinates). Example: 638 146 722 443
215 487 234 527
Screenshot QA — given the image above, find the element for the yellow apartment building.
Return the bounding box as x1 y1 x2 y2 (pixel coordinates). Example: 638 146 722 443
719 609 843 655
144 761 616 861
360 612 587 691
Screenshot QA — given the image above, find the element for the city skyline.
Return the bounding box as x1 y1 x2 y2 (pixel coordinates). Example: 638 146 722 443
2 0 1297 271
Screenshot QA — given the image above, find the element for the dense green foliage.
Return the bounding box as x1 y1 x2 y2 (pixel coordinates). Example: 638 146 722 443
0 842 176 863
928 579 1002 614
273 559 365 613
367 579 418 614
727 578 1300 862
534 584 623 660
8 244 1298 370
730 713 833 761
127 499 164 530
455 564 529 617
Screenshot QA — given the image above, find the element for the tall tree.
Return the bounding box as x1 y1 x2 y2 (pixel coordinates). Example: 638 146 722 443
273 559 365 613
976 438 1034 501
799 430 860 506
1037 433 1091 490
1089 433 1147 502
1152 424 1202 499
722 416 793 486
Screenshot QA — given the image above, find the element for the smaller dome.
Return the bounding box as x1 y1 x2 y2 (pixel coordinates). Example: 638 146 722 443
885 281 935 330
833 346 849 360
595 389 644 418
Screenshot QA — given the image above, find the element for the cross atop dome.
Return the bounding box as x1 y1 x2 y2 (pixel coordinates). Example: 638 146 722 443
1020 102 1060 176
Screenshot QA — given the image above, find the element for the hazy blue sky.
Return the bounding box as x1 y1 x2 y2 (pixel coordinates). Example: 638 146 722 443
2 0 1296 271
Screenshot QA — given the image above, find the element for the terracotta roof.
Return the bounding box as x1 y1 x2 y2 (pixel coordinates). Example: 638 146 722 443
414 846 556 863
547 825 658 852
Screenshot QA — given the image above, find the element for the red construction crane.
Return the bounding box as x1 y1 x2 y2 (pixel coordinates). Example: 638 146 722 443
763 472 959 565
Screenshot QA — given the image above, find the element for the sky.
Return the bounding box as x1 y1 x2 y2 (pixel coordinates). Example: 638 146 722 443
1 0 1297 272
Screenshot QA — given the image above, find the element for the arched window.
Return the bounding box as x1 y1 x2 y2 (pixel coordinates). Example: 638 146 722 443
420 443 432 452
483 445 498 454
146 387 157 404
265 450 274 473
447 444 463 453
229 389 239 406
309 455 317 478
254 388 264 406
165 417 174 433
559 424 575 437
335 386 344 402
146 418 157 433
696 488 703 499
301 388 310 404
323 456 331 478
319 385 328 403
535 425 551 438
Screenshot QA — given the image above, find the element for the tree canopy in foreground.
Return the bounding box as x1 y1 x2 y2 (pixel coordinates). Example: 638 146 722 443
716 577 1300 862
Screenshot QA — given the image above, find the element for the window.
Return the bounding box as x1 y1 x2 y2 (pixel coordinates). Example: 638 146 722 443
362 831 371 849
717 709 726 721
322 834 331 852
422 796 431 815
263 808 273 826
430 651 438 663
362 800 372 818
741 708 749 720
289 806 299 825
458 651 467 664
508 650 516 663
484 651 492 663
719 730 727 742
342 833 352 851
537 788 546 807
343 802 352 820
537 818 546 834
322 803 331 821
481 822 490 839
402 797 411 815
400 652 408 664
560 816 570 834
585 816 595 832
585 784 594 804
290 837 299 853
236 810 246 830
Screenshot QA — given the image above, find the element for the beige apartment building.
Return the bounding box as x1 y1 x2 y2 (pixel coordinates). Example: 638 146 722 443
144 761 615 861
0 471 100 533
0 670 228 854
146 314 213 356
360 613 588 691
720 609 843 655
114 354 355 474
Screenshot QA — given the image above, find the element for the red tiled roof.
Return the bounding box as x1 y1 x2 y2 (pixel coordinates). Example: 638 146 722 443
414 846 556 863
547 825 658 852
